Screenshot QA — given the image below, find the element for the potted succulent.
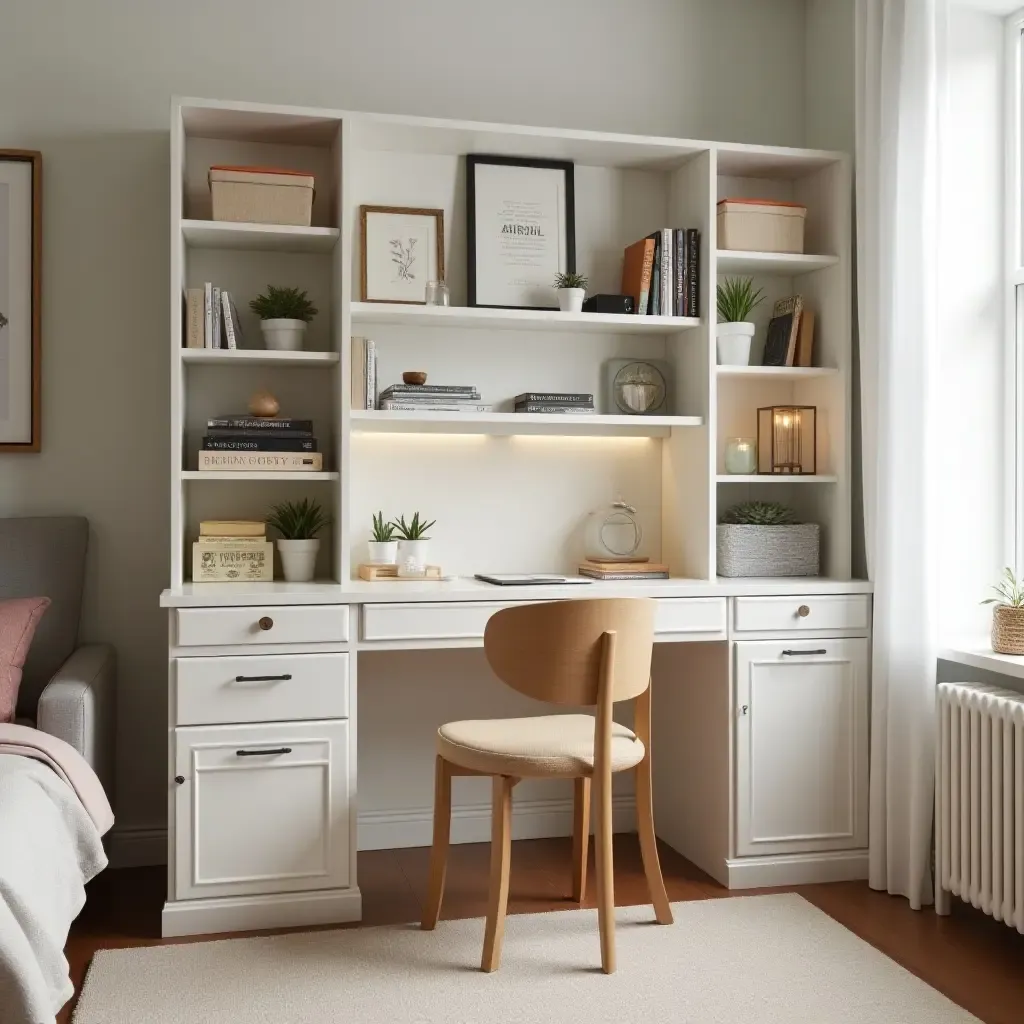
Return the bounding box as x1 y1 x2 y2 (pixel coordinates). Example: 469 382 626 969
368 511 398 565
249 285 318 351
717 501 819 577
554 271 589 313
393 511 435 578
716 277 764 365
983 568 1024 655
266 498 330 583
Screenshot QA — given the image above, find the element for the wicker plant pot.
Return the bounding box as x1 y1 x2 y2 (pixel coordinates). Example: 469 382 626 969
991 605 1024 655
717 523 820 577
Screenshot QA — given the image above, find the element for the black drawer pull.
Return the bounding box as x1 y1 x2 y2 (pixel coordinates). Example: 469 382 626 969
235 747 292 757
781 649 827 657
235 674 292 682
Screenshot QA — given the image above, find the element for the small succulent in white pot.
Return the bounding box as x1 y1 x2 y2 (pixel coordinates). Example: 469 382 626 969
983 567 1024 655
266 498 330 582
367 511 398 565
393 512 435 578
716 277 764 365
554 271 589 313
250 285 318 351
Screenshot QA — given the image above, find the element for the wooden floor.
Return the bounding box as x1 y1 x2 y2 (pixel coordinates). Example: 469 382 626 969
64 836 1023 1023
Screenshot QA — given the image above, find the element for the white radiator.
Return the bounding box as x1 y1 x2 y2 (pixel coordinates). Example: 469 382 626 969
935 681 1024 931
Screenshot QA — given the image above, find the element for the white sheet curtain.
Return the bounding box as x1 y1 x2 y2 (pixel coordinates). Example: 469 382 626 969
855 0 948 909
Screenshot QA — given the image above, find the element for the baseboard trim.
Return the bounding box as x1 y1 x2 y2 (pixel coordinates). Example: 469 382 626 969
725 849 870 889
107 826 167 869
161 887 362 938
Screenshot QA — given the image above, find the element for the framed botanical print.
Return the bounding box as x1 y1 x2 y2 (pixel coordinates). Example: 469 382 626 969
360 205 444 304
0 151 41 452
466 155 575 310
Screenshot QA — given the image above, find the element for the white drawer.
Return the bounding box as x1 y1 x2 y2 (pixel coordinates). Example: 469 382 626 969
732 595 870 634
655 598 727 636
362 601 513 641
175 605 349 647
174 653 349 726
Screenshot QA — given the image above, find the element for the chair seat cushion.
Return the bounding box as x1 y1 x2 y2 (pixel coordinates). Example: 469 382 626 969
437 714 645 777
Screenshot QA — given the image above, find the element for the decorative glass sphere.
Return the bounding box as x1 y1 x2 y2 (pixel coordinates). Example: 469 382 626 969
585 501 643 561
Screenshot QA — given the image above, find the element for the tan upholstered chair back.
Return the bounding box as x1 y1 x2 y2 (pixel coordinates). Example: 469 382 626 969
483 597 656 707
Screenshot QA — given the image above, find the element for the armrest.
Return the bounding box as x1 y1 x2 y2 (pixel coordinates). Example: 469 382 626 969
37 643 116 801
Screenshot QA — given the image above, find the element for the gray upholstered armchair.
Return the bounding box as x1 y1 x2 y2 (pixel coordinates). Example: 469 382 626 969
2 517 116 798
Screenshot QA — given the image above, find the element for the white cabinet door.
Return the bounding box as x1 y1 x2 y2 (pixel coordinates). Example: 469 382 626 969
174 720 351 901
734 638 869 857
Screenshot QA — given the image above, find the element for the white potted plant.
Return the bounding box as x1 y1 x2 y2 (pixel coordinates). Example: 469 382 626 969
367 511 398 564
249 285 318 351
266 498 330 583
393 511 435 578
716 277 764 365
983 568 1024 655
554 271 588 313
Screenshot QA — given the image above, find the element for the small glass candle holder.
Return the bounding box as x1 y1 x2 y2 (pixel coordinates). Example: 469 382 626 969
724 437 757 474
425 280 450 306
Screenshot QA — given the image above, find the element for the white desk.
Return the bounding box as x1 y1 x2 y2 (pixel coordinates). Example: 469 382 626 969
159 577 873 937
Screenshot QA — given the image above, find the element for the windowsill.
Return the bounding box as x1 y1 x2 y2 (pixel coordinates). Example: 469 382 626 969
939 644 1024 680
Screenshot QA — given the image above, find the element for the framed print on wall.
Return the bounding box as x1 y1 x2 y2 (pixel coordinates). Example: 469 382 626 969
360 205 444 305
466 154 575 310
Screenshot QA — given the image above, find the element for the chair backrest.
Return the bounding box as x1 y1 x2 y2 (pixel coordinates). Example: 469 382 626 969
483 597 655 707
0 516 88 715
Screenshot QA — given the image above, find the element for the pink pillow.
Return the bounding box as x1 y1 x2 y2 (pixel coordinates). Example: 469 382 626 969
0 597 50 723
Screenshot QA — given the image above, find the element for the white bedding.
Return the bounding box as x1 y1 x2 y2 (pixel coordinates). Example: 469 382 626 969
0 753 107 1024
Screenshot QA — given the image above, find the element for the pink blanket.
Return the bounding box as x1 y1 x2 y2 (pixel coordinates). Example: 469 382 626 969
0 724 113 834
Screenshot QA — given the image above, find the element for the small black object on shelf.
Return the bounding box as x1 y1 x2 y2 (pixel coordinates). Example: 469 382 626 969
582 293 635 315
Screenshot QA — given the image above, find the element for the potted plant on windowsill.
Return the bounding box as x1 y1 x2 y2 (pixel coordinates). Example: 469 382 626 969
249 285 318 351
554 271 589 313
266 498 331 582
393 512 435 578
717 501 819 577
716 277 764 365
984 568 1024 655
367 511 398 565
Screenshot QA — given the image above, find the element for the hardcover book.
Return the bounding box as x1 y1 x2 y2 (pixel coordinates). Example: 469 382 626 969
202 435 317 452
197 452 324 472
513 392 593 405
514 404 593 415
194 535 269 549
203 282 214 349
686 229 700 318
207 417 314 432
378 402 493 413
199 520 266 537
620 237 656 317
675 228 686 318
661 227 673 317
380 385 479 396
185 288 204 348
577 568 669 581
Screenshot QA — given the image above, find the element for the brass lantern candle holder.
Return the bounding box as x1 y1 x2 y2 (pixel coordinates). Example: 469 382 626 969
757 405 817 474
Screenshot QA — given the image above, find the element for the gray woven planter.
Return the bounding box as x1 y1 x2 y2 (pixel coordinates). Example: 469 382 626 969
717 523 820 577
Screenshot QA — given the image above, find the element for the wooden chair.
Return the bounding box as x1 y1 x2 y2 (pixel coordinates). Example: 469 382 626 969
420 597 673 974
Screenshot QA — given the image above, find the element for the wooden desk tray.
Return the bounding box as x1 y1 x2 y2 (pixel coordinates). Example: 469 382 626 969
358 563 443 581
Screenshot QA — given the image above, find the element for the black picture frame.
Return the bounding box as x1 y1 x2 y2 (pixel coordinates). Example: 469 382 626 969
466 154 575 310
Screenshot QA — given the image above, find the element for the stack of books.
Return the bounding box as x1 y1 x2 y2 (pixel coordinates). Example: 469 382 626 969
193 520 273 582
378 384 492 413
184 283 245 349
577 560 669 581
621 228 701 317
514 392 594 415
198 415 323 472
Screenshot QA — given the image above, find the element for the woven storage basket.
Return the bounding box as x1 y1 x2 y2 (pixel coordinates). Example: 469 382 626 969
717 523 819 577
991 605 1024 655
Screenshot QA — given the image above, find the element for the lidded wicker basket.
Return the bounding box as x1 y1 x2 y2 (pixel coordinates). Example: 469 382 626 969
991 605 1024 655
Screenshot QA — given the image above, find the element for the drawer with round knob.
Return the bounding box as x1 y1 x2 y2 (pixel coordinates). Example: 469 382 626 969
732 595 870 634
174 605 349 647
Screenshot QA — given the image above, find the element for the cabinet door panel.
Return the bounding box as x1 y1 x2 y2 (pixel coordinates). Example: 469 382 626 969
734 639 868 857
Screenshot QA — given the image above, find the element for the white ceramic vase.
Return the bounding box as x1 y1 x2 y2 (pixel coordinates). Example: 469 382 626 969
260 318 307 351
367 540 398 565
277 538 319 582
396 539 430 578
557 288 586 313
716 322 756 365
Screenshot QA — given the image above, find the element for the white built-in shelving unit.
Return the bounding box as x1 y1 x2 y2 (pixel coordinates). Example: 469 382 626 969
170 97 851 589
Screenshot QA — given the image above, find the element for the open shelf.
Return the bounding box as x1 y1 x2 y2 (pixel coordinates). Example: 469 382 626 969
716 365 838 380
181 348 339 366
350 302 700 335
351 410 702 437
717 474 838 484
716 251 839 276
181 471 340 481
182 219 340 253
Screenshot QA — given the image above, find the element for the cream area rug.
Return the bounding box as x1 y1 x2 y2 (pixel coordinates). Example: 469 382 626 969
72 895 978 1024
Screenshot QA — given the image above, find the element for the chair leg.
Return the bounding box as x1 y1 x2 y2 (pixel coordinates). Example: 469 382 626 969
635 753 673 925
481 774 514 972
593 768 616 974
571 776 590 902
421 755 452 930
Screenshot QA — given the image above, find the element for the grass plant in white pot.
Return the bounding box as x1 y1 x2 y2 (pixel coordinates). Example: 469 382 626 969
554 271 588 313
393 511 435 578
367 511 398 565
250 285 318 351
716 277 764 365
266 498 330 583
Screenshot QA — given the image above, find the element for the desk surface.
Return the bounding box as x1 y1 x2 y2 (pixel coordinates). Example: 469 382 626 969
161 575 873 608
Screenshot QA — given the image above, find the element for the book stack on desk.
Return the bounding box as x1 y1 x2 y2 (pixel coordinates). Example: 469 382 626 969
577 560 669 581
192 520 273 582
378 384 492 413
199 415 323 472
